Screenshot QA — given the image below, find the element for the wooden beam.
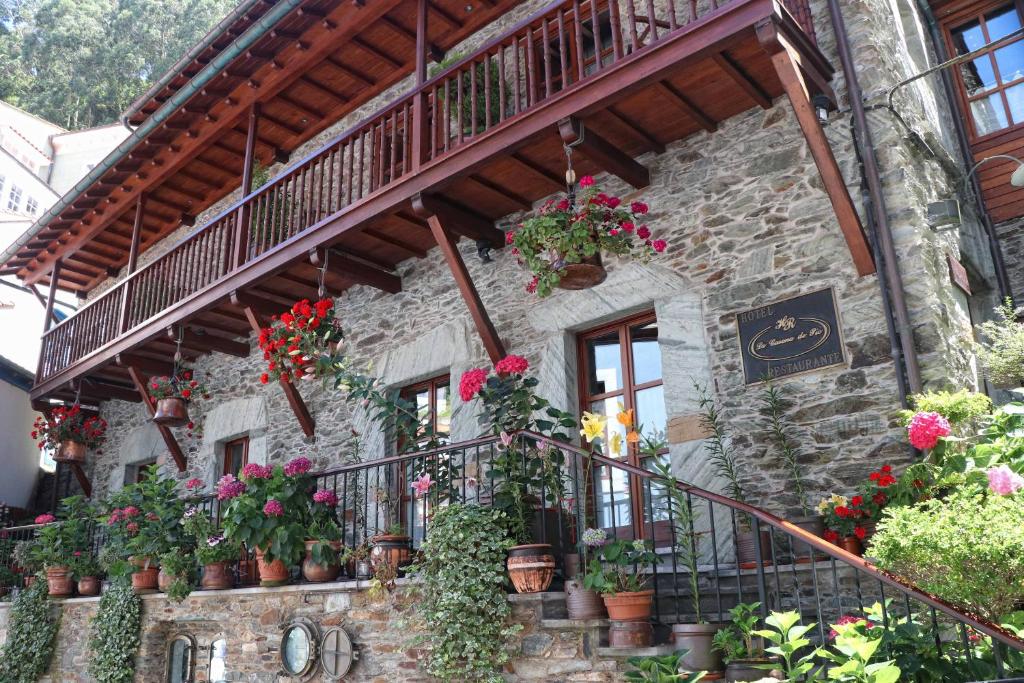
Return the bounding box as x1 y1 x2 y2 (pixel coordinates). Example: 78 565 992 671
606 106 666 154
168 326 250 357
241 307 315 437
126 366 188 471
413 193 505 364
713 52 772 109
310 248 402 293
558 116 650 189
409 194 504 247
70 462 92 498
230 289 288 317
83 378 143 403
116 353 174 377
509 153 564 190
757 19 874 276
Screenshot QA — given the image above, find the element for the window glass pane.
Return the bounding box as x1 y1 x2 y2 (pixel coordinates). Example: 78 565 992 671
635 385 667 442
959 56 998 95
282 627 311 674
995 40 1024 84
209 639 228 683
167 638 191 683
595 462 631 529
589 399 628 459
435 383 451 439
986 6 1022 41
971 92 1010 134
642 454 671 522
953 19 986 55
585 331 622 396
630 320 662 385
1008 82 1024 122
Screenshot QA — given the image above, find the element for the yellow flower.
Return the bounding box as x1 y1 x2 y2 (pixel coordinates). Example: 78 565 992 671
610 432 623 456
580 411 607 443
616 408 635 429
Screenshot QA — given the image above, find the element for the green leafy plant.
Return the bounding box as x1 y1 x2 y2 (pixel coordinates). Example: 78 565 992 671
0 576 58 681
819 620 900 682
159 549 195 603
70 551 103 579
695 381 743 502
583 538 661 595
762 381 810 515
712 602 765 664
976 298 1024 387
431 51 508 134
900 390 992 433
88 577 142 683
307 489 342 568
12 539 40 575
409 504 520 682
182 507 241 565
624 649 707 682
33 496 94 569
147 366 210 401
654 459 704 623
753 611 819 681
0 564 20 589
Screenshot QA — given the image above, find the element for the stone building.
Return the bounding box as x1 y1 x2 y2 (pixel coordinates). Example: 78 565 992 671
0 0 1021 680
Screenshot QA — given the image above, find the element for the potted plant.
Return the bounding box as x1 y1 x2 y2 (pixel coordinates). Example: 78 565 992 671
12 540 40 587
31 404 107 464
158 548 195 602
257 298 343 385
148 367 210 427
345 542 372 580
182 505 239 590
368 485 411 576
220 458 314 587
507 175 665 296
567 528 610 620
819 494 868 556
304 489 343 582
33 498 92 597
976 298 1024 389
712 602 772 682
583 537 661 647
70 551 102 596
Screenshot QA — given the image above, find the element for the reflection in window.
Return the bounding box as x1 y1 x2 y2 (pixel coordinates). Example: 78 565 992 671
399 376 452 544
223 436 249 478
209 638 228 682
166 635 195 683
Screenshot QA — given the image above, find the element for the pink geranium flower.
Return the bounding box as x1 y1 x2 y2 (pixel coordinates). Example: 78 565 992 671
495 354 529 376
34 514 55 524
987 465 1024 496
411 474 434 497
907 411 951 450
263 499 284 517
459 368 489 402
185 478 203 491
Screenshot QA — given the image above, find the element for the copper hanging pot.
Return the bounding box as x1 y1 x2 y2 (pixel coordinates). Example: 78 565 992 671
55 440 87 464
557 252 607 290
153 397 189 427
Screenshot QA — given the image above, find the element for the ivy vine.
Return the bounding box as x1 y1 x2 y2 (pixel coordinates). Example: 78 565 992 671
89 577 142 683
409 504 520 682
0 574 59 681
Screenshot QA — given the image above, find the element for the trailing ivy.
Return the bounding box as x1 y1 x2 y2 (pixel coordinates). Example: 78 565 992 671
0 574 59 681
409 504 520 682
89 578 142 683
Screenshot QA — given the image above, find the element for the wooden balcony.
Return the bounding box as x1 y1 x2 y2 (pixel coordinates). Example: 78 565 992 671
32 0 866 404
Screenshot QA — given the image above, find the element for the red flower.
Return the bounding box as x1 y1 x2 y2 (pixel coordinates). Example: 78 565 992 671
872 492 887 506
630 201 649 215
652 239 667 253
881 464 892 474
181 389 192 400
636 226 651 239
260 373 270 385
495 355 529 376
853 526 866 540
505 230 515 245
907 412 951 450
34 514 55 524
459 368 489 403
578 175 595 188
850 495 863 507
823 529 839 543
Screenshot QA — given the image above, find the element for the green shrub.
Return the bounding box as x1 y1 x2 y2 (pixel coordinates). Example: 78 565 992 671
976 299 1024 387
89 577 142 683
0 576 59 681
870 491 1024 620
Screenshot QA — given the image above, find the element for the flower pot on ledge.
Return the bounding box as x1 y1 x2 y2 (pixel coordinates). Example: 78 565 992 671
840 536 863 557
602 588 654 622
302 540 342 583
45 566 74 597
254 547 289 587
77 575 100 596
153 397 189 427
201 561 233 590
130 556 159 593
55 440 87 464
369 534 412 575
507 543 555 594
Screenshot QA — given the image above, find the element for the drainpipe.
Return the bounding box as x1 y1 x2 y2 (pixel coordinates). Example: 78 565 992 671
913 0 1014 302
825 0 924 397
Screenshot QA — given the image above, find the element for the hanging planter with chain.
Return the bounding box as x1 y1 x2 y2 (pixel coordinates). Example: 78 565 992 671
507 128 667 297
31 400 107 464
149 335 212 427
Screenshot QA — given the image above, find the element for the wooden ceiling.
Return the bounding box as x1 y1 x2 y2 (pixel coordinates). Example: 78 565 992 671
2 0 528 292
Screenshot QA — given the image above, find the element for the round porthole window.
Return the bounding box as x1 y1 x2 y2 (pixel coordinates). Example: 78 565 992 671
281 621 317 678
320 627 355 680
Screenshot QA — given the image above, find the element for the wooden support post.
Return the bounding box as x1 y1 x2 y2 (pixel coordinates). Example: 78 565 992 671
127 366 188 471
70 463 92 498
558 116 650 189
757 20 874 277
42 260 61 333
413 193 506 364
118 195 145 332
232 103 261 269
412 0 430 170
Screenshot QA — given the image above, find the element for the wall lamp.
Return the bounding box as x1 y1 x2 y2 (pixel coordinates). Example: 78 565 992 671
964 154 1024 191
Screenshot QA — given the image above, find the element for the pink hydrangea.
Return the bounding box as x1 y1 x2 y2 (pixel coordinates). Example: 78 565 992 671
459 368 489 402
284 457 312 477
126 522 140 534
108 509 121 525
216 474 247 501
34 514 55 524
495 354 529 376
313 489 338 506
242 463 273 480
185 478 203 491
263 499 284 517
987 464 1024 496
122 506 140 518
907 411 951 450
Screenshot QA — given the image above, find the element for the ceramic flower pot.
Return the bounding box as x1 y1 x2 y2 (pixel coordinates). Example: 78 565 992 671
369 534 411 574
130 556 159 593
840 536 863 557
45 566 74 597
302 540 342 583
602 589 655 622
77 576 100 596
565 578 606 620
507 543 555 594
201 561 233 590
153 397 189 427
736 528 772 568
254 548 289 587
672 623 724 673
789 515 825 563
55 440 87 464
608 619 653 648
157 568 183 593
726 659 775 682
557 253 607 290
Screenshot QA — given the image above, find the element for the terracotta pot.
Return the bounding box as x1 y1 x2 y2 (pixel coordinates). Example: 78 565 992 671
201 561 233 590
557 253 607 290
302 540 342 583
608 619 653 648
672 623 724 673
736 528 772 568
254 548 289 587
790 515 825 563
564 552 581 579
77 576 100 596
55 440 87 464
507 543 555 594
602 589 655 622
565 578 606 620
158 568 185 593
45 566 74 597
370 534 411 573
130 556 159 593
153 397 189 427
726 660 774 682
840 536 863 556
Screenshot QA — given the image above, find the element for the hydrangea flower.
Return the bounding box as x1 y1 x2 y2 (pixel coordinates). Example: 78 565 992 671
284 457 312 477
185 478 203 491
907 411 951 450
216 474 247 501
242 463 273 480
263 499 284 517
34 514 55 524
582 528 607 548
459 368 488 402
987 464 1024 496
313 489 338 506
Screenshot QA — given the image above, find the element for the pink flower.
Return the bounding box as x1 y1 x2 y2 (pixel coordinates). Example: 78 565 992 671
216 474 247 501
621 221 635 233
494 355 529 376
652 239 667 253
73 551 82 557
108 509 121 525
284 457 312 477
987 465 1024 496
263 499 284 517
313 489 338 506
34 514 55 524
609 228 619 236
242 463 272 480
636 226 650 239
907 411 951 450
578 175 594 188
185 478 203 491
459 368 489 402
411 474 434 497
126 522 140 534
500 431 514 448
122 506 140 518
630 201 649 215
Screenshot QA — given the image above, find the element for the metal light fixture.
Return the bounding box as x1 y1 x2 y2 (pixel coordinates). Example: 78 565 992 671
476 239 492 263
811 93 834 123
964 154 1024 189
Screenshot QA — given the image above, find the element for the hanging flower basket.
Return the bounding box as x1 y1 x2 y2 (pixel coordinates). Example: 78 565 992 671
32 404 107 464
56 440 87 464
148 368 210 427
257 298 343 385
507 176 666 297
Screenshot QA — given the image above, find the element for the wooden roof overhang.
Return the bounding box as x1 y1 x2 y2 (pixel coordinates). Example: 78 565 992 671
1 0 529 292
31 0 871 412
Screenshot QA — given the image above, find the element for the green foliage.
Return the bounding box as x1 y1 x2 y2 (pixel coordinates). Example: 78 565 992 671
624 650 707 682
409 504 519 682
582 538 661 595
761 382 810 515
220 463 311 566
654 459 703 623
819 621 900 683
0 564 20 589
976 298 1024 387
712 602 764 663
0 576 59 681
12 538 40 573
869 490 1024 620
753 611 819 681
181 507 240 565
34 495 94 568
901 390 992 429
695 381 743 502
88 577 142 683
159 549 194 603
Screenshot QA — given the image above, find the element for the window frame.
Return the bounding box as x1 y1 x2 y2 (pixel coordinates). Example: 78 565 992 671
222 436 250 478
397 374 452 451
165 633 196 683
942 0 1024 142
397 375 452 542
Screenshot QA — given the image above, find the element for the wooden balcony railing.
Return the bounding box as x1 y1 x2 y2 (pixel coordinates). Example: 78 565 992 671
36 0 815 385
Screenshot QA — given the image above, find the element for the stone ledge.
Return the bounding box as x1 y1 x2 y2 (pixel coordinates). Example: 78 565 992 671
539 618 609 629
595 644 678 658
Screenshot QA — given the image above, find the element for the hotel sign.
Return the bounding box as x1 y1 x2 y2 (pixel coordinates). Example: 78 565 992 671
736 288 846 384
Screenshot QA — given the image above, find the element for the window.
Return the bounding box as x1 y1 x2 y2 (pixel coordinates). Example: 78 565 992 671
166 634 195 683
948 3 1024 138
208 638 228 683
577 312 667 538
0 175 5 196
222 437 249 478
25 197 38 215
398 375 451 543
131 459 157 483
6 185 22 212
